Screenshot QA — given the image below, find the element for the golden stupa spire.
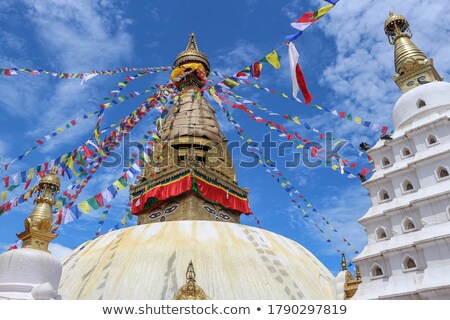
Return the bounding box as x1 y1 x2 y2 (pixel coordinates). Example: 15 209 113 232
338 253 362 300
341 252 348 271
173 32 210 74
17 171 60 252
174 261 207 300
384 12 442 93
185 32 199 51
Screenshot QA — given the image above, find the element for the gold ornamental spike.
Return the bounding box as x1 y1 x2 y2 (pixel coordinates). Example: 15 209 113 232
17 172 61 252
384 12 442 93
185 32 199 51
174 260 208 300
340 252 347 271
173 33 210 73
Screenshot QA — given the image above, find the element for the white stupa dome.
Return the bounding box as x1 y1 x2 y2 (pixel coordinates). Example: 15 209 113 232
393 81 450 129
58 221 336 299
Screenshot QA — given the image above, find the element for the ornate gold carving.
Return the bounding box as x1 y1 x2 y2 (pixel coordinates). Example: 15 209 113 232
17 172 60 252
131 34 248 225
175 261 207 300
384 12 442 93
173 33 210 74
340 253 361 300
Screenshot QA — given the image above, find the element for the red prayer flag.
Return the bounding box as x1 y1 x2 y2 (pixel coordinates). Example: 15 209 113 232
24 179 32 190
94 193 104 208
295 64 313 104
3 177 9 188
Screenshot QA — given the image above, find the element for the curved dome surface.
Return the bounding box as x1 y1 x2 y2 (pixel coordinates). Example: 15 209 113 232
59 221 336 300
393 81 450 129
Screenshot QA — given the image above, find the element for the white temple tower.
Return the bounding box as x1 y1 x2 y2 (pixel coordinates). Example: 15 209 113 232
352 13 450 300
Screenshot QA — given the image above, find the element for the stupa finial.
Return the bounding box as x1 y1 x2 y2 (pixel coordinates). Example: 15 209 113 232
384 12 442 92
17 172 60 252
174 260 208 300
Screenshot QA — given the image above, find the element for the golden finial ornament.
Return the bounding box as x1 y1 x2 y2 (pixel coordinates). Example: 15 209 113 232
17 171 61 252
341 252 348 271
355 265 361 281
171 33 210 90
174 260 208 300
338 254 361 300
173 32 210 73
384 12 442 93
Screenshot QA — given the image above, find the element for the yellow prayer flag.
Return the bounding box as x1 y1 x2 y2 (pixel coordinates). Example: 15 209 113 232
296 144 304 149
118 97 125 102
332 164 339 171
1 191 7 202
66 156 79 177
27 168 34 179
317 4 334 18
265 51 280 69
307 203 312 207
94 129 100 143
293 116 301 125
56 128 64 133
121 215 127 226
113 180 125 190
78 201 91 214
281 183 287 187
253 84 260 89
282 93 289 99
355 117 362 124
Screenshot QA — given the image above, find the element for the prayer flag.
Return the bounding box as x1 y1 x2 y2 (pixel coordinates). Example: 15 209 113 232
288 42 313 104
87 197 101 210
78 201 91 214
290 4 334 31
263 51 280 69
250 62 262 79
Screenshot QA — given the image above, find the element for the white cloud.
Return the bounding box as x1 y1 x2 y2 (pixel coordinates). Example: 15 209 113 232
48 242 73 261
214 40 264 77
23 0 133 70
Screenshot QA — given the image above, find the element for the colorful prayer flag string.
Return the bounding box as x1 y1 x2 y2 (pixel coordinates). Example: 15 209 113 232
207 89 360 255
0 66 173 80
210 70 392 134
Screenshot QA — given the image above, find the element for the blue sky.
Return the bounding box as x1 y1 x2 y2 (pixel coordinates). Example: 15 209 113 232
0 0 449 275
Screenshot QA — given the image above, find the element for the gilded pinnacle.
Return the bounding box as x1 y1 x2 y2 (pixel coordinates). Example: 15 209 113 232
17 172 61 252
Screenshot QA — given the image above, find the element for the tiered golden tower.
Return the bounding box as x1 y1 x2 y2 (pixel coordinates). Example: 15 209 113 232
17 172 61 252
130 33 249 225
384 12 442 93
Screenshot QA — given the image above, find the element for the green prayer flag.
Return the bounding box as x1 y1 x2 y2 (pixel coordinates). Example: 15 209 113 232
87 197 101 210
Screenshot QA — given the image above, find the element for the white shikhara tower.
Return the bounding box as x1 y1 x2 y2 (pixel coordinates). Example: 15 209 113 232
352 13 450 300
